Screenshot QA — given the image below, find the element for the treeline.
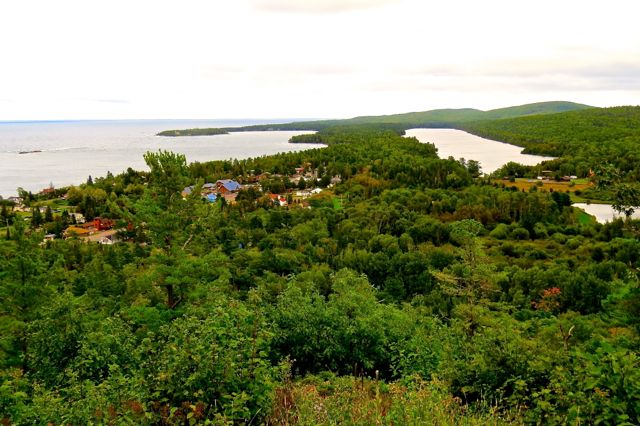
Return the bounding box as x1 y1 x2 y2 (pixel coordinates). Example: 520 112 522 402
461 106 640 180
1 126 640 424
157 128 229 137
155 101 591 136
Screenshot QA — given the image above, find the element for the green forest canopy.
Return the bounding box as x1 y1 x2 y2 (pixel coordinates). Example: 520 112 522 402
157 100 593 134
1 116 640 424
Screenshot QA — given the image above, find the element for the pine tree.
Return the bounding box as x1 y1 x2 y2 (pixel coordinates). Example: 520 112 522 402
44 206 53 223
31 207 43 228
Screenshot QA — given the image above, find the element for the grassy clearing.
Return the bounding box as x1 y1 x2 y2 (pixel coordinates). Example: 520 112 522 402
576 211 595 225
267 376 518 425
492 178 592 194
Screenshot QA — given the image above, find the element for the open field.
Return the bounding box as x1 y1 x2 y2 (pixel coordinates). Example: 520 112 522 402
492 178 593 193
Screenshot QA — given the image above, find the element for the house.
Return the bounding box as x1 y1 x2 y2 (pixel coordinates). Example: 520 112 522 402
181 185 194 198
206 193 217 203
216 179 242 193
202 183 217 193
269 194 288 207
91 230 120 245
221 192 238 204
99 235 116 245
242 183 262 191
296 190 312 198
80 217 114 232
69 212 86 224
540 171 553 180
43 233 56 242
39 186 55 196
7 196 22 205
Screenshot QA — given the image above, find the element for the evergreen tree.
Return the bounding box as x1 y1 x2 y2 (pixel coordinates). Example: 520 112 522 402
44 206 53 223
30 207 43 228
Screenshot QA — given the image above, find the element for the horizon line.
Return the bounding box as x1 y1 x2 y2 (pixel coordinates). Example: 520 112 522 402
0 117 327 124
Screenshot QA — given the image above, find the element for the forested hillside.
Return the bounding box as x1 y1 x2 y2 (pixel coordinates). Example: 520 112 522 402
461 106 640 184
461 106 640 155
1 126 640 424
157 101 592 135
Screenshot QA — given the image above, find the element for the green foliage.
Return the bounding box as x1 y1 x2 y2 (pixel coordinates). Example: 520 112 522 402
157 128 229 136
612 183 640 217
2 118 640 424
462 106 640 181
268 375 516 425
165 101 588 134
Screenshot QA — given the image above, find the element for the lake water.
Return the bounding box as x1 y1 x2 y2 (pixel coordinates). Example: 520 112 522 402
573 203 640 224
0 120 320 197
404 129 638 224
405 128 555 174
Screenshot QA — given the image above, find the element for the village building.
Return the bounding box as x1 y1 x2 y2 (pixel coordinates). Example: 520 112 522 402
216 179 242 193
269 194 288 207
181 185 194 198
69 212 86 224
39 185 55 196
202 182 217 193
221 192 238 203
84 229 120 245
63 218 119 243
6 196 23 205
295 190 312 198
81 217 115 232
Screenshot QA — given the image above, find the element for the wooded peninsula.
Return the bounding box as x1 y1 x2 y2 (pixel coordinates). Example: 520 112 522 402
1 101 640 424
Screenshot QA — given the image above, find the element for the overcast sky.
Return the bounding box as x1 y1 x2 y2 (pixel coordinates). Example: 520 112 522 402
1 0 638 120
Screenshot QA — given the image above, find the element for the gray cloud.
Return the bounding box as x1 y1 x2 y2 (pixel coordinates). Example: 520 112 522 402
250 0 401 13
387 60 640 92
94 99 130 104
201 63 359 82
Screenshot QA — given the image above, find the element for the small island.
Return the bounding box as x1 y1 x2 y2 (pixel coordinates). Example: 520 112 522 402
156 128 229 137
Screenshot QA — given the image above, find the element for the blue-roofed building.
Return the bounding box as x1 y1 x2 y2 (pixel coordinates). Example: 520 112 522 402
216 179 242 193
181 185 194 198
206 193 217 203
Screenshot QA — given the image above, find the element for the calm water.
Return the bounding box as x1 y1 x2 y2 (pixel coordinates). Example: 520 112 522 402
573 203 640 224
0 120 320 197
404 129 637 224
405 128 555 174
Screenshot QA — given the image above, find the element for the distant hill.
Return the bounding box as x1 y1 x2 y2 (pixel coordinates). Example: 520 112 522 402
157 101 593 135
480 101 593 120
157 128 228 137
459 105 640 157
344 101 592 127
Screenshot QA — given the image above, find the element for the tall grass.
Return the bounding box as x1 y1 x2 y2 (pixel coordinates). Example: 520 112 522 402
267 375 522 425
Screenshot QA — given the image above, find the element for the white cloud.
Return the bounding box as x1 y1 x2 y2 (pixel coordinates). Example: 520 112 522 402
0 0 639 119
249 0 401 13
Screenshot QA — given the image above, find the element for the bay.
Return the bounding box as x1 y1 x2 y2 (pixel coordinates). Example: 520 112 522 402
405 128 555 174
0 120 320 197
403 128 640 224
573 203 640 223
